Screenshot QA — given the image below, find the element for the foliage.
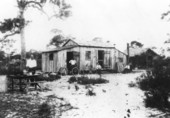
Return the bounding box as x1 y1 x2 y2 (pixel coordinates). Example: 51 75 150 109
0 92 74 118
0 92 44 118
0 0 71 36
49 34 68 47
37 73 61 81
0 18 22 34
68 76 109 85
129 53 152 69
130 40 143 48
0 0 72 69
37 102 53 118
137 57 170 111
86 89 96 96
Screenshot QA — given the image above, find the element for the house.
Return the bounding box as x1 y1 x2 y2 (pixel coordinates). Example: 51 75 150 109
125 47 159 68
42 39 127 73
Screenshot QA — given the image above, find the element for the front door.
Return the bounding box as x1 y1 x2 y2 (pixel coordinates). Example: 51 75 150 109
104 51 111 69
67 51 80 70
98 50 104 68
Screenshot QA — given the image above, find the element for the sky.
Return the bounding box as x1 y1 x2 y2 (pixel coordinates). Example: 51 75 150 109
1 0 170 53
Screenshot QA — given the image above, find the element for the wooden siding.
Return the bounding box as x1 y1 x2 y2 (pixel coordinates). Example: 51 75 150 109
79 47 116 70
42 46 127 72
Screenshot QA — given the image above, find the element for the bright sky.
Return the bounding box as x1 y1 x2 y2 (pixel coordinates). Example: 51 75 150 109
1 0 170 52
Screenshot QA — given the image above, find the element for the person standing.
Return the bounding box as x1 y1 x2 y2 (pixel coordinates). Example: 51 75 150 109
26 54 37 75
96 62 102 78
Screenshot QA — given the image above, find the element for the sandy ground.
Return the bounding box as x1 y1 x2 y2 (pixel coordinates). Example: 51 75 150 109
37 70 160 118
0 75 7 92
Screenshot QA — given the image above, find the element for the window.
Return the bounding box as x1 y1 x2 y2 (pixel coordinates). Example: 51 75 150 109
49 53 53 60
85 51 91 60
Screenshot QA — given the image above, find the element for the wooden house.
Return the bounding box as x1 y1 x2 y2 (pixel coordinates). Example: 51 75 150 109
125 47 159 68
42 39 127 73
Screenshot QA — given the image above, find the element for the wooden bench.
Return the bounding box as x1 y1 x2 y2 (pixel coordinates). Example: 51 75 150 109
7 75 44 91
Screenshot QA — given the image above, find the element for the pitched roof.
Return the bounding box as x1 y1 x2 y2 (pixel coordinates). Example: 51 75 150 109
63 39 115 48
43 39 126 55
125 47 158 57
42 45 76 53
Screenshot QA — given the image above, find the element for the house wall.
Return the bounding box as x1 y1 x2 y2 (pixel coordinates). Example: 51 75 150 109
42 47 80 72
42 52 58 72
79 47 116 70
56 47 80 72
42 47 127 72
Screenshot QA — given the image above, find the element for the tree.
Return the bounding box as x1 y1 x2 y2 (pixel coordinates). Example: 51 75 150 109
0 0 71 70
130 40 143 48
49 34 66 47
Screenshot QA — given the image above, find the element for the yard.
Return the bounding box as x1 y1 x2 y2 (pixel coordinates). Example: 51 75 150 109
0 70 163 118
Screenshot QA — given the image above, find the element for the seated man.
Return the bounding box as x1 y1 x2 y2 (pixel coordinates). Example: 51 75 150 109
69 59 77 71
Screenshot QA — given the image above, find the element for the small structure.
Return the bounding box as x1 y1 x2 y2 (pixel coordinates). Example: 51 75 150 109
42 39 127 73
125 47 159 68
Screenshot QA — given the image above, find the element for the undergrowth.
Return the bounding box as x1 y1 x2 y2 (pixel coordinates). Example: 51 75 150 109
68 76 109 85
137 57 170 111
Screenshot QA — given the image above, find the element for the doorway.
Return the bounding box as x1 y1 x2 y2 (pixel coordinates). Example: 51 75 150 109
67 52 74 70
66 51 80 71
98 50 104 68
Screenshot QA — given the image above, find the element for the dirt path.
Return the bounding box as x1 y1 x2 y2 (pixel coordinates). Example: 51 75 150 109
39 71 160 118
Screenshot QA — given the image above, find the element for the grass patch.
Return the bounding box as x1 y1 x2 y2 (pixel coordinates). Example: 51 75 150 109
68 76 109 85
38 102 54 118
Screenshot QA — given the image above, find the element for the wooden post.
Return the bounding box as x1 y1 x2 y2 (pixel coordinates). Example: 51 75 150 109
127 43 130 64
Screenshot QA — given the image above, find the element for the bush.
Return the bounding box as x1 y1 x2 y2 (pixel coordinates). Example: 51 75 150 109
86 89 96 96
37 102 53 118
145 89 170 109
37 73 61 82
68 76 77 83
137 57 170 111
68 76 109 85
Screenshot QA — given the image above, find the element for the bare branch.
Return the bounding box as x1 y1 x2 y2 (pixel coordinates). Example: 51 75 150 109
161 11 170 19
0 31 20 42
26 1 42 8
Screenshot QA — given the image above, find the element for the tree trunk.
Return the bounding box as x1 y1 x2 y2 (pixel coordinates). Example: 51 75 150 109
19 8 26 71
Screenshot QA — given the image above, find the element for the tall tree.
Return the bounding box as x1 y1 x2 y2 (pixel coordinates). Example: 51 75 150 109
0 0 71 69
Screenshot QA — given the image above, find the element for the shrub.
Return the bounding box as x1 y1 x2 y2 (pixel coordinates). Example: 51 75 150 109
37 102 52 118
37 73 61 82
137 57 170 111
86 89 96 96
144 89 170 109
68 76 109 85
68 76 77 83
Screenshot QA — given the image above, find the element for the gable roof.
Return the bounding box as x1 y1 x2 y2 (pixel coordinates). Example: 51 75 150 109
63 39 115 48
43 39 126 55
125 47 159 57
